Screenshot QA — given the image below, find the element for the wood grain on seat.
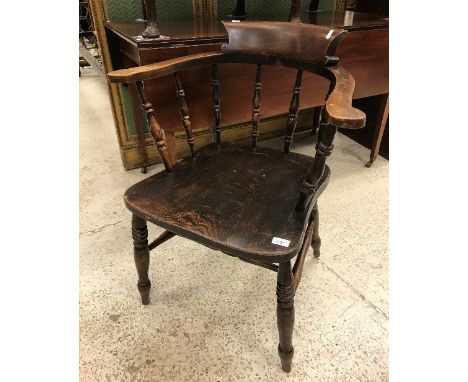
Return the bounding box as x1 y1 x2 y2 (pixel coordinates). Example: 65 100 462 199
124 143 330 262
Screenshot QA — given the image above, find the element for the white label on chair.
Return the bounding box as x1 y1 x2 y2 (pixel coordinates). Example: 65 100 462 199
272 237 291 247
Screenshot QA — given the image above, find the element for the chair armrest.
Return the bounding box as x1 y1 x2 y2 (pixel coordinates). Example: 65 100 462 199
107 52 225 84
325 65 366 129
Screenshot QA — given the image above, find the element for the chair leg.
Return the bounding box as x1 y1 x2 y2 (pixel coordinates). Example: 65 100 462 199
132 214 151 305
276 260 295 372
311 203 321 258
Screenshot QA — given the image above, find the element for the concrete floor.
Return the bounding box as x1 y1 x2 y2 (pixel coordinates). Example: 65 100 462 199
80 67 388 381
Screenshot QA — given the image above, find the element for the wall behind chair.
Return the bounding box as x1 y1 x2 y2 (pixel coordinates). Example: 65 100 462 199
105 0 337 22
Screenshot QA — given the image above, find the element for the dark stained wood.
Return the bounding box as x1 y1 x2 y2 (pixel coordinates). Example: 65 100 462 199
221 21 347 65
148 230 176 251
124 142 330 262
132 214 151 305
277 260 295 372
296 123 338 212
292 213 314 291
108 55 365 132
211 64 221 145
237 257 279 272
284 70 303 153
107 21 367 373
366 93 389 167
135 81 173 171
174 73 195 157
251 64 262 148
311 105 324 136
106 13 386 169
311 203 321 258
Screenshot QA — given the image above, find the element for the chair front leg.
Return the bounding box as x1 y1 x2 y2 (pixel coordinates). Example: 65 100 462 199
311 203 321 258
277 260 295 372
132 214 151 305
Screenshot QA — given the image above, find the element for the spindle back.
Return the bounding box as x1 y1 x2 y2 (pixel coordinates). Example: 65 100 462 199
108 21 365 210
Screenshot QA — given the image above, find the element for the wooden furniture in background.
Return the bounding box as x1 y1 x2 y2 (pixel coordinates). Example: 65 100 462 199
141 0 160 38
106 10 387 170
107 21 365 372
344 0 389 16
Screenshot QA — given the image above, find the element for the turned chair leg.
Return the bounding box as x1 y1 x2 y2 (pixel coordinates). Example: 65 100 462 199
311 203 321 258
132 214 151 305
277 260 295 372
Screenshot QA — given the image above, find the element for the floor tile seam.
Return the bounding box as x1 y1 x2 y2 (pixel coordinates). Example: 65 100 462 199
322 261 389 322
79 217 131 237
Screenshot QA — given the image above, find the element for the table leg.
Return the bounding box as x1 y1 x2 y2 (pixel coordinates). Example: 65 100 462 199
366 93 389 168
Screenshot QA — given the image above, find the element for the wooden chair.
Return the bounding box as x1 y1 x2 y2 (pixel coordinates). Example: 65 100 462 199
107 21 365 373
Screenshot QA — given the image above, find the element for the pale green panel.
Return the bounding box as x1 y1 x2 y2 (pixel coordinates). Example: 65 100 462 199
320 0 337 11
106 0 143 21
217 0 335 18
120 85 149 137
106 0 193 22
156 0 193 19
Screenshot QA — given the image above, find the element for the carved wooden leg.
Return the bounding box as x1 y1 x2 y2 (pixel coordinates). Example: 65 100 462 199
366 93 389 168
311 203 321 258
277 260 295 372
132 214 151 305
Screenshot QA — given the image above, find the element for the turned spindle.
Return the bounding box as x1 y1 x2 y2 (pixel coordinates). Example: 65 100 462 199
251 64 263 148
284 70 303 153
174 73 195 157
296 121 338 211
136 81 173 172
211 64 221 145
132 214 151 305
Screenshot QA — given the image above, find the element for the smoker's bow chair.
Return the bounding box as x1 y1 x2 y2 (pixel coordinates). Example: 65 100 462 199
107 21 365 372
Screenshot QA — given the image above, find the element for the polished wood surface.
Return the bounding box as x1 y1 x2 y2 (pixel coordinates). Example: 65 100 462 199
221 21 347 65
124 142 330 261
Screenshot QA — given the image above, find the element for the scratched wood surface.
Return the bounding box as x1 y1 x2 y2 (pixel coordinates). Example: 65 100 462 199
124 142 330 261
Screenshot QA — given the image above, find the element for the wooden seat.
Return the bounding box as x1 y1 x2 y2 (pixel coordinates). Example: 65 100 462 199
107 20 365 373
125 142 330 261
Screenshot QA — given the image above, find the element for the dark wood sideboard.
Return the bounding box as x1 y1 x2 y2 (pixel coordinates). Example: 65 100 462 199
106 10 388 169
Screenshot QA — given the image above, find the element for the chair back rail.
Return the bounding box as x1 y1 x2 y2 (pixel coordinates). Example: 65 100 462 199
221 21 347 66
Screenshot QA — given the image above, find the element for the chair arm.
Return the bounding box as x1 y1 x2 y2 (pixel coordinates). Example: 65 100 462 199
107 52 225 84
325 65 366 129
